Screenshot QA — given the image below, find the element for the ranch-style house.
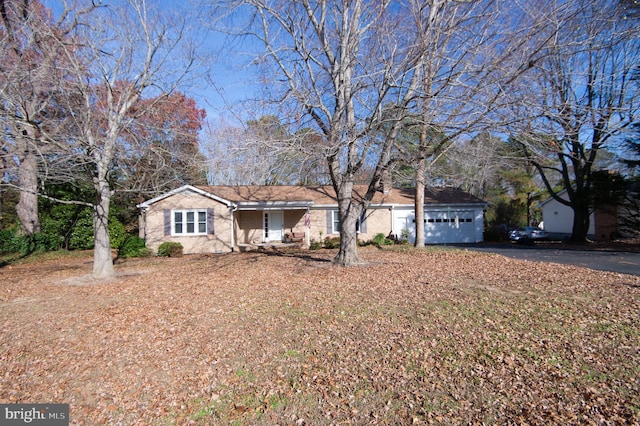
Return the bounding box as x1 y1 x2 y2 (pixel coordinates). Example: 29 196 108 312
138 184 488 254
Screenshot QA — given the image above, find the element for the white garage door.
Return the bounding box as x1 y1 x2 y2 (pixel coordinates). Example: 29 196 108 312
400 210 477 244
424 210 476 244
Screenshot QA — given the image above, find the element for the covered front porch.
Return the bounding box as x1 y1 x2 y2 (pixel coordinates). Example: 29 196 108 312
232 202 312 249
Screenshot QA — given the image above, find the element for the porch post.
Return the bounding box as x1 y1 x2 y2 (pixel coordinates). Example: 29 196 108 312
305 208 311 247
230 205 236 251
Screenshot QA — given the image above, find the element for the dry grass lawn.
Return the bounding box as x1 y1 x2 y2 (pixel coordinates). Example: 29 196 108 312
0 247 638 425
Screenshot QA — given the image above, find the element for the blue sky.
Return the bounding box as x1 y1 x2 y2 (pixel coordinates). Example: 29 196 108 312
161 0 266 125
195 29 262 124
42 0 260 125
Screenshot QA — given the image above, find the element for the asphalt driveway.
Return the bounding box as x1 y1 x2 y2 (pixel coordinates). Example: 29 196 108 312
456 243 640 277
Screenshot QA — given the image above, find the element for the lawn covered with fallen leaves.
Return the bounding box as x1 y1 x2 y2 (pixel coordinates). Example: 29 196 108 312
1 247 638 425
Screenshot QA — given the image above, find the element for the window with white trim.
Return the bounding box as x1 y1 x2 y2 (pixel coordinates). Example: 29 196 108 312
331 210 362 234
332 210 341 233
173 210 207 235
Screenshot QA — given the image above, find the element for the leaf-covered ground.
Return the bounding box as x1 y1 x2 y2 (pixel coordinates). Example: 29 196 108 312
1 247 638 425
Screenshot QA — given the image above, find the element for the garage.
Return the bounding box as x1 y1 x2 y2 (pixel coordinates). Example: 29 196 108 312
424 210 476 244
395 208 484 245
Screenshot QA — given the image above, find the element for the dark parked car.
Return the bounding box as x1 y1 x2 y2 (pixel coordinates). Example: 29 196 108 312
509 226 548 243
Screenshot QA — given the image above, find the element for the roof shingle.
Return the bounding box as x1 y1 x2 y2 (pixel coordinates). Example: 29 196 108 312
194 185 486 206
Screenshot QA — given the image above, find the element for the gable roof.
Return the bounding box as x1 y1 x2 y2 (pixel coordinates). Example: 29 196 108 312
199 185 486 205
195 185 318 203
138 184 486 209
137 185 234 209
539 189 569 207
422 187 488 205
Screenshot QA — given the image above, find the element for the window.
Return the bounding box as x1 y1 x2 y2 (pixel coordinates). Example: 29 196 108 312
332 210 341 233
173 209 207 235
331 210 363 234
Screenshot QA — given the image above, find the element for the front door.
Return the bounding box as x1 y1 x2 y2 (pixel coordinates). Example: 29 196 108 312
264 211 284 242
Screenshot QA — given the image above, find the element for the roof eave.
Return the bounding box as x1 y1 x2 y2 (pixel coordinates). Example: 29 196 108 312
137 184 234 209
235 201 314 211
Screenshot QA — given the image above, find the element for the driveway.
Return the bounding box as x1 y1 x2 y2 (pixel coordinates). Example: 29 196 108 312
456 243 640 277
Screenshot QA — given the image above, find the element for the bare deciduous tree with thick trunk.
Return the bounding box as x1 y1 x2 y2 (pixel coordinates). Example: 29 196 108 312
507 0 640 242
398 0 530 247
0 0 77 234
57 0 196 278
219 0 471 264
215 0 552 255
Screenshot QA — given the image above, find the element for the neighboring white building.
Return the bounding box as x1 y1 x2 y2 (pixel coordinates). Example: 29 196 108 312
539 190 632 241
540 191 595 239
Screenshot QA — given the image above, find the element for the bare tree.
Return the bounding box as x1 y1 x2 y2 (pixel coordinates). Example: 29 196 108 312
203 118 290 185
617 0 640 18
215 0 449 264
212 0 558 257
379 0 539 247
407 0 498 247
56 0 197 278
429 133 517 199
116 91 208 199
0 0 85 234
203 115 331 186
508 0 640 242
203 121 251 185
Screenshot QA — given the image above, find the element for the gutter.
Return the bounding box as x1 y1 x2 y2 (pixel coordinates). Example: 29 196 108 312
235 201 313 211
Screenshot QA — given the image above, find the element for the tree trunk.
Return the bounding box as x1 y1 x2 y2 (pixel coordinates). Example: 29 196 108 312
414 157 426 248
334 208 362 266
570 204 591 243
15 148 40 234
92 178 114 278
333 181 364 266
